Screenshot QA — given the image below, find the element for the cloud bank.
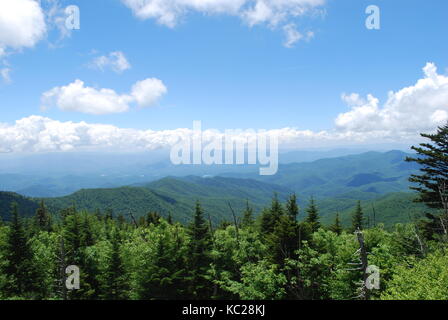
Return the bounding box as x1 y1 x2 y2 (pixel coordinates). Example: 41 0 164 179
3 62 448 153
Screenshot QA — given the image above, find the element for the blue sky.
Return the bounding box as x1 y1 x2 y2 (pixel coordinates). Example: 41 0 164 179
1 0 448 152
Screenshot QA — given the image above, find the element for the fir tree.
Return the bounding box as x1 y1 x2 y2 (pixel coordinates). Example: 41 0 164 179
3 203 39 297
286 193 299 221
351 201 364 232
102 229 128 300
241 200 254 228
406 123 448 209
35 200 50 231
330 213 343 235
305 197 320 232
187 201 212 299
147 212 162 226
261 194 285 234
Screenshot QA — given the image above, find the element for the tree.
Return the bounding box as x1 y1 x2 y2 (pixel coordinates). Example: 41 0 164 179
351 201 364 232
286 194 299 221
330 213 343 235
268 215 300 267
406 123 448 209
102 229 128 300
35 200 50 231
2 203 40 297
241 200 254 228
187 201 213 299
260 194 284 235
146 212 162 226
305 197 320 233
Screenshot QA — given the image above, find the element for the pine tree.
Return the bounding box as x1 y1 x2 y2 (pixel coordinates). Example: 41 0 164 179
3 203 39 297
330 213 343 235
305 197 320 233
286 194 299 221
147 212 162 225
241 200 254 228
102 229 128 300
406 123 448 209
187 201 212 299
268 215 300 267
261 194 285 234
351 201 364 232
35 200 50 231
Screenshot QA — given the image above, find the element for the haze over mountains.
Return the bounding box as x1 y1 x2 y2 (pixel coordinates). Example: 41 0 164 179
0 148 411 197
0 149 428 228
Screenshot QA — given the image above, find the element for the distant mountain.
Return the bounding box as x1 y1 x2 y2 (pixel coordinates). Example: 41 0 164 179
42 176 293 224
0 149 402 197
222 150 420 200
0 192 39 220
0 150 428 227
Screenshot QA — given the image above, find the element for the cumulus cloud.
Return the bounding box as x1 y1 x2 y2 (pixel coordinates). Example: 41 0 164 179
0 0 47 52
90 51 132 73
3 62 448 153
0 0 78 80
41 80 134 115
0 115 341 153
122 0 325 45
336 63 448 134
131 78 168 108
41 78 168 115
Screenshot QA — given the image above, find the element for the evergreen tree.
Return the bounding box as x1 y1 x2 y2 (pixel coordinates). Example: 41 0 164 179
305 197 320 233
146 212 162 226
268 215 300 267
351 201 364 232
35 200 50 231
241 200 254 228
102 229 128 300
406 123 448 209
286 194 299 221
330 213 343 235
3 203 39 297
261 194 284 234
187 201 212 299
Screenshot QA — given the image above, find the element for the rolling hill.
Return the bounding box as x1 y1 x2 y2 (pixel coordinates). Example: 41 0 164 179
0 150 430 227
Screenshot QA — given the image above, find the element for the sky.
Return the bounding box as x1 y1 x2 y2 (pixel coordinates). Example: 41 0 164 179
0 0 448 153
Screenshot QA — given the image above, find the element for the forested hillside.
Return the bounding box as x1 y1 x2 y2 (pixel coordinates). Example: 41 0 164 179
0 124 447 301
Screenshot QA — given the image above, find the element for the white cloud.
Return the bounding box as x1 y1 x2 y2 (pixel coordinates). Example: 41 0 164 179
282 23 313 48
336 63 448 134
122 0 325 45
0 115 191 153
41 80 133 115
131 78 168 108
0 0 47 52
90 51 132 74
41 78 168 114
2 62 448 153
1 68 11 83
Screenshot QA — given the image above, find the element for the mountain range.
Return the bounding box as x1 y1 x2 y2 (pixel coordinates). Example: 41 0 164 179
0 150 434 228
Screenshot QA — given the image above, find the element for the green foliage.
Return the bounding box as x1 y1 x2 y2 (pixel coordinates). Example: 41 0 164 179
407 123 448 209
0 184 447 301
1 203 40 298
381 250 448 300
351 201 364 232
305 197 320 233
